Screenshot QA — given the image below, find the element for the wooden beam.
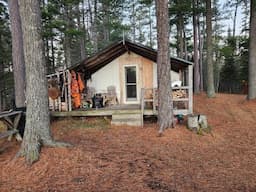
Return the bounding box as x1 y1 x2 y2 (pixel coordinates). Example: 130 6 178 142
0 130 18 139
188 65 193 114
141 88 145 127
51 109 142 117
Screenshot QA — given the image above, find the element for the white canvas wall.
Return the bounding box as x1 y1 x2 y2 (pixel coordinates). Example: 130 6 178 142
87 59 121 101
87 52 181 104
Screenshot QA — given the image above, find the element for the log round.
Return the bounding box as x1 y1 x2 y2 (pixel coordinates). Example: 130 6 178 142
187 114 199 129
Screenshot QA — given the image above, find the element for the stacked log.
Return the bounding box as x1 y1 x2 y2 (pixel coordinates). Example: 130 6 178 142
172 90 187 99
172 90 187 109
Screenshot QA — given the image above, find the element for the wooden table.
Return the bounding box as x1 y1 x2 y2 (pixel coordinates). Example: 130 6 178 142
0 110 23 141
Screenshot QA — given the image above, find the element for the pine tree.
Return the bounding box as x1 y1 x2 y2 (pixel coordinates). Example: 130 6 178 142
206 0 215 97
8 0 26 108
156 0 173 134
169 0 192 59
18 0 70 164
0 1 12 110
248 0 256 99
193 0 200 93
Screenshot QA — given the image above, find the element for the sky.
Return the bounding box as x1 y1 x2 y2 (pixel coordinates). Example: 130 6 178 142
219 0 246 36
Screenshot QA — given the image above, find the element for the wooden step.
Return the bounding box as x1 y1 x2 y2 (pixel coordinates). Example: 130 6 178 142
111 112 142 126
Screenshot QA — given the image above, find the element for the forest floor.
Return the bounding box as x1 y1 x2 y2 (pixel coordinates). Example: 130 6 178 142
1 93 256 192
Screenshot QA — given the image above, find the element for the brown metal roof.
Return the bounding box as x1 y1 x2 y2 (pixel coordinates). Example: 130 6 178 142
70 40 193 77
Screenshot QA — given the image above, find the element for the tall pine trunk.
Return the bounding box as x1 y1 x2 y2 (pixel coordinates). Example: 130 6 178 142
64 4 72 68
149 5 153 47
232 1 239 37
206 0 215 98
248 0 256 99
92 0 98 52
132 2 136 42
8 0 26 108
50 37 55 71
177 14 184 58
19 0 70 164
77 3 86 60
199 13 205 91
102 1 110 43
0 59 3 111
156 0 173 134
193 0 200 93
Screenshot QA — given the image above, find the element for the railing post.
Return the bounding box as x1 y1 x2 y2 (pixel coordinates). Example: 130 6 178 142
67 70 72 111
153 88 156 114
188 65 193 114
141 88 145 126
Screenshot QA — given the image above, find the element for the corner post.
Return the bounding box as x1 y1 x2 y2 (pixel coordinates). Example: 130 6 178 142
188 65 193 114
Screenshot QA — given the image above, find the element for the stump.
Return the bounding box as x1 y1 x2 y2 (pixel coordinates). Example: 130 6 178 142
187 114 208 130
187 114 199 130
198 115 208 129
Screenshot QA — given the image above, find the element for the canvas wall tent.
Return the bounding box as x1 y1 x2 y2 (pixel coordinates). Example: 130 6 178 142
71 40 191 77
69 40 193 114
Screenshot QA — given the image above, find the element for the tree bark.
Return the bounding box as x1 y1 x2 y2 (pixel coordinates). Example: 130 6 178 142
156 0 173 134
206 0 215 98
0 60 3 111
232 0 239 37
50 37 55 71
75 3 85 61
149 5 153 47
18 0 70 165
248 0 256 99
92 0 98 52
199 12 205 91
102 1 110 43
8 0 26 108
132 2 136 42
77 2 86 60
193 0 200 93
64 4 72 68
177 13 184 58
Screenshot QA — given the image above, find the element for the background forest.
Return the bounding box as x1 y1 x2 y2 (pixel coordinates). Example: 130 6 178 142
0 0 250 110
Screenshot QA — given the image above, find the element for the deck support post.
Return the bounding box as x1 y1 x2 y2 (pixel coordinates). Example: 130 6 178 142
141 88 145 126
188 65 193 114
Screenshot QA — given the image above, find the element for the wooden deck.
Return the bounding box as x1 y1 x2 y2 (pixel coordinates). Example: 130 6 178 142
50 107 190 118
50 102 192 126
51 108 155 117
51 107 150 126
51 83 193 127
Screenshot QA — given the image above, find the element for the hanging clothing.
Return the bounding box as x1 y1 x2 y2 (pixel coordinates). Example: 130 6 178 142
71 70 85 109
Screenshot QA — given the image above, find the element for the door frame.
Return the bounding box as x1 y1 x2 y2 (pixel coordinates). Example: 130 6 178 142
122 64 140 104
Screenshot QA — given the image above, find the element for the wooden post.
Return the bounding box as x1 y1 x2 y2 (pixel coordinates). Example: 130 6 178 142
141 88 144 126
57 71 61 111
188 65 193 114
67 70 72 111
153 88 157 114
63 70 68 112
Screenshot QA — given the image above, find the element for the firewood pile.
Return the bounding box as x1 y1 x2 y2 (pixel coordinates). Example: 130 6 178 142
172 89 187 99
172 90 188 109
153 89 187 101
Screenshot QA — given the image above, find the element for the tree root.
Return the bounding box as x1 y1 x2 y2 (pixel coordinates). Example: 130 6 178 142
26 147 40 165
16 141 41 165
43 140 73 148
15 139 72 165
